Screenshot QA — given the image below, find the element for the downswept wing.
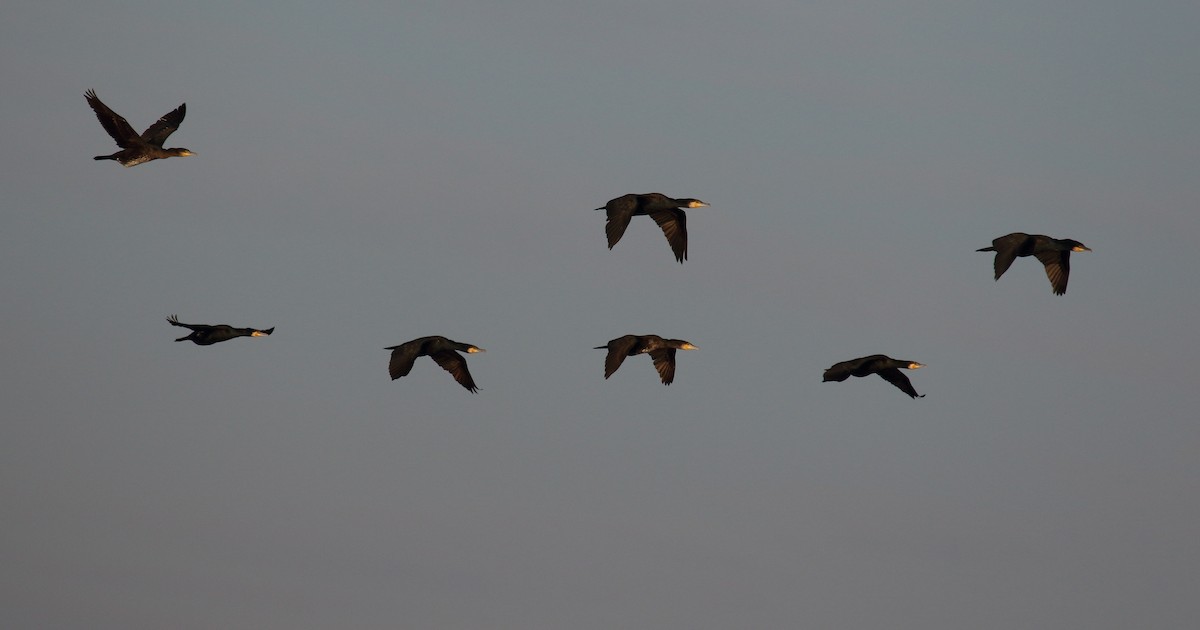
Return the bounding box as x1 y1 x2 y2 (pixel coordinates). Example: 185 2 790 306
387 342 422 380
602 335 639 378
649 209 688 262
989 233 1028 280
648 348 678 385
1034 249 1071 295
604 196 638 249
430 350 479 393
876 368 923 399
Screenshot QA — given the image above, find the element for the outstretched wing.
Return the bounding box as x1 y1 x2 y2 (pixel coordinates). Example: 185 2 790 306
648 348 678 385
141 102 186 147
85 90 139 147
603 195 638 250
649 209 687 262
386 341 422 380
876 368 923 399
1034 250 1071 295
430 350 479 393
602 335 639 379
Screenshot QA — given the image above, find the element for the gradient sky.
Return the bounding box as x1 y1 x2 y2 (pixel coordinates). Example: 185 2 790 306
3 1 1199 628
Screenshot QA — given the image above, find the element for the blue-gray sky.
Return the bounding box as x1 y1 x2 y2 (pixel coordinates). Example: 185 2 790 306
3 1 1198 628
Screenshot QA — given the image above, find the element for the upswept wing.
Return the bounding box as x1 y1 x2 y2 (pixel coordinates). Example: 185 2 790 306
141 103 186 147
85 90 139 147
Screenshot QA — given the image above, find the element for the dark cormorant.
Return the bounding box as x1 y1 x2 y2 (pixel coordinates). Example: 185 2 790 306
85 90 194 166
822 355 925 399
385 336 485 393
167 315 274 345
977 232 1091 295
594 193 709 262
594 334 698 385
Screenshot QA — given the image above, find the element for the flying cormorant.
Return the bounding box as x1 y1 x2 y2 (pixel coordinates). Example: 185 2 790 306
595 193 709 262
594 334 698 385
85 89 194 166
385 336 485 393
977 232 1091 295
822 355 926 399
167 315 274 345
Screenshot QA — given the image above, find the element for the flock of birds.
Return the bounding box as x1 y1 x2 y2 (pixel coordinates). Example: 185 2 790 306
88 90 1093 398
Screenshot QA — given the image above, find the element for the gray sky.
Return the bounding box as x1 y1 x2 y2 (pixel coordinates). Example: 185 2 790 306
3 1 1198 628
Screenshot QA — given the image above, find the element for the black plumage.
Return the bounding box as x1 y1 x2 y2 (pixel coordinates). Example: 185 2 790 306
85 89 194 166
822 354 926 399
977 232 1091 295
594 334 698 385
385 336 485 393
594 193 709 262
167 315 274 346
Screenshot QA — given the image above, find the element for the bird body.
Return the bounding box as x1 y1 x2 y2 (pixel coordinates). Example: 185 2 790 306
977 232 1091 295
167 315 274 345
385 336 485 393
594 334 698 385
85 90 194 166
595 193 709 262
823 354 925 399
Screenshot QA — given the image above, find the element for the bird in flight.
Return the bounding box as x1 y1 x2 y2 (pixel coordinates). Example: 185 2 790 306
594 334 699 385
85 89 194 166
595 193 709 263
167 315 274 346
977 232 1091 295
385 336 486 393
822 354 926 399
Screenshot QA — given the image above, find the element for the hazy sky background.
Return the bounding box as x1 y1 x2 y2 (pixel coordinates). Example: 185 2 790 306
3 1 1198 628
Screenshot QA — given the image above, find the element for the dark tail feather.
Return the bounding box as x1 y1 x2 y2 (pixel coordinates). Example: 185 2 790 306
594 345 607 350
976 246 995 252
94 155 117 161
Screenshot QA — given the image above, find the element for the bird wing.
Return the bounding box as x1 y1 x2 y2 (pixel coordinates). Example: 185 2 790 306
85 90 140 147
649 348 678 385
822 360 852 382
140 102 186 147
166 314 198 330
387 342 422 380
876 368 923 398
1034 249 1070 295
649 209 688 262
602 335 639 379
430 350 479 392
604 196 637 249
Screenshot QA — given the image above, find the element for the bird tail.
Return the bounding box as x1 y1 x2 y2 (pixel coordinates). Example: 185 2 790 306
94 155 117 161
976 246 995 252
594 345 607 350
174 335 188 342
